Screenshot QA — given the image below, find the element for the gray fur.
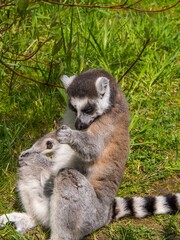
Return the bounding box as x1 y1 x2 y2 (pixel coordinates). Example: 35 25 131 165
57 69 130 202
1 69 128 239
17 150 113 239
0 134 179 238
18 152 52 227
56 125 103 162
0 69 178 240
49 169 113 240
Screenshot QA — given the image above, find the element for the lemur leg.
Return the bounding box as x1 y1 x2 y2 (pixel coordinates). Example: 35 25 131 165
0 212 36 233
49 169 112 240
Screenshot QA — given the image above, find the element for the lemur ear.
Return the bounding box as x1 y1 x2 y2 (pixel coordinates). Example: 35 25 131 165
95 77 109 97
61 75 76 89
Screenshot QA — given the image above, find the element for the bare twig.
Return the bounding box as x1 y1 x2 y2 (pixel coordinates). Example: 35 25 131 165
0 59 63 88
37 0 126 9
118 39 150 83
38 0 180 13
128 1 180 13
8 56 17 96
2 48 58 66
0 3 14 8
2 39 50 62
0 23 14 33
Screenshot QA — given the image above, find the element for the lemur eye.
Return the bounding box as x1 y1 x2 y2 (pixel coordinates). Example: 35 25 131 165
46 141 53 149
82 104 96 115
69 102 77 113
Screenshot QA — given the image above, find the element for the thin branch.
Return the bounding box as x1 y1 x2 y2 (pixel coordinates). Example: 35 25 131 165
2 38 50 62
38 0 180 13
128 1 180 13
0 3 14 8
37 0 126 9
118 39 150 83
0 23 14 33
2 48 58 66
8 55 17 96
2 47 31 57
0 59 63 88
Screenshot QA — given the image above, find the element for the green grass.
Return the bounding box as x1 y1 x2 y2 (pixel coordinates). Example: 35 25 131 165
0 0 180 239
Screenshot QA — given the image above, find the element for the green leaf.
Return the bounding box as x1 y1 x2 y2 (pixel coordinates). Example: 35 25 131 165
16 0 29 16
52 39 63 56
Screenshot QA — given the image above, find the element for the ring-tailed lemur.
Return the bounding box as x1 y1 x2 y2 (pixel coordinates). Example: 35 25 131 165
0 131 179 236
0 69 179 239
0 132 179 236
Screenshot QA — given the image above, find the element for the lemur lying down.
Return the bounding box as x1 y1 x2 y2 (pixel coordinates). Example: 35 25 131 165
0 69 179 240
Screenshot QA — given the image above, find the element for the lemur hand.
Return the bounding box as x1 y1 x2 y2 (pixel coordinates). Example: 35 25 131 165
56 125 73 144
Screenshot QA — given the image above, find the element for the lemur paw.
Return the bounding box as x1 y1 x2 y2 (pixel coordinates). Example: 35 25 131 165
0 214 8 228
0 212 36 233
56 125 72 144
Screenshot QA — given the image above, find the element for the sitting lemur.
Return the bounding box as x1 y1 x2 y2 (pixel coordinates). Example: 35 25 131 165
0 69 179 240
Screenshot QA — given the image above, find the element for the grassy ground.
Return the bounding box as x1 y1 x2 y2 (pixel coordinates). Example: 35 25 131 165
0 0 179 239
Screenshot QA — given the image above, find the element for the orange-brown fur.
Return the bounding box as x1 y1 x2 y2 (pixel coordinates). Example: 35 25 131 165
86 91 130 200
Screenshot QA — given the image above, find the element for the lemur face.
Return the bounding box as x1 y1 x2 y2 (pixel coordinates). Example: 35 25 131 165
61 70 113 130
69 97 99 130
31 136 60 155
19 132 60 161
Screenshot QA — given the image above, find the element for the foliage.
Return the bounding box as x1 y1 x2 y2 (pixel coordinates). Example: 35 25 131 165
0 0 179 239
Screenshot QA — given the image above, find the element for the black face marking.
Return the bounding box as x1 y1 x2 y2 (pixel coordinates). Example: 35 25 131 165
69 101 77 113
20 152 30 158
46 141 53 149
82 103 96 115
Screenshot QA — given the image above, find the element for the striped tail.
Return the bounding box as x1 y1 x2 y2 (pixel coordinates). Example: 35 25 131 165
114 193 180 219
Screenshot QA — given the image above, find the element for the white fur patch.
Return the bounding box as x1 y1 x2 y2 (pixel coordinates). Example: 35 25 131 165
95 77 109 96
133 197 148 218
176 193 180 208
0 212 36 233
115 198 131 219
96 81 110 115
51 144 76 173
154 196 170 214
70 97 88 117
61 75 76 89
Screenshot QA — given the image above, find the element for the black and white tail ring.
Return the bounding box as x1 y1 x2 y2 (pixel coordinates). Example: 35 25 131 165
115 193 180 219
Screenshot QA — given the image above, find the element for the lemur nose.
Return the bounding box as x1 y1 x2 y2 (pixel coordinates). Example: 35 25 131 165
75 119 88 130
